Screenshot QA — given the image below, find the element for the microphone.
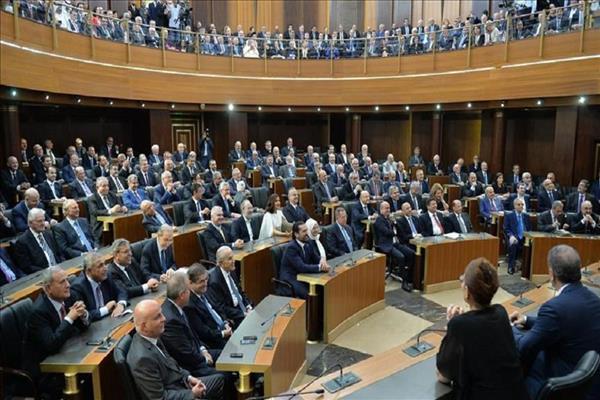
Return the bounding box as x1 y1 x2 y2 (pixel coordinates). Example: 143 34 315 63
246 389 325 400
511 283 541 308
260 302 295 350
96 314 134 352
321 363 361 394
403 328 447 357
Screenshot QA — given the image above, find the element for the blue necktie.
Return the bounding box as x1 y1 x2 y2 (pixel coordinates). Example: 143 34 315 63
156 211 166 225
517 214 524 240
73 220 93 251
0 257 16 282
160 249 168 272
202 295 224 327
323 183 332 201
223 198 230 215
407 217 417 236
339 225 353 253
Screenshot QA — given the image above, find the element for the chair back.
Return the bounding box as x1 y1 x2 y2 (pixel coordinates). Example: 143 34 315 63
536 350 600 400
250 186 269 209
320 224 335 258
131 238 152 264
172 200 187 226
197 231 210 260
113 334 140 400
0 298 33 369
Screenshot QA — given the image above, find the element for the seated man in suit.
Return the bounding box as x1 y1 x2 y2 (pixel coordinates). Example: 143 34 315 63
109 238 159 298
1 156 31 206
507 164 521 188
213 181 241 219
323 153 337 176
93 155 110 179
351 190 376 246
228 141 245 164
260 155 279 186
569 200 600 234
506 183 531 212
366 172 384 199
185 263 233 350
401 182 424 214
279 222 330 299
231 200 259 242
70 252 128 321
427 154 444 176
136 159 158 189
326 206 358 258
12 187 54 233
313 169 339 209
414 168 430 195
88 177 127 242
396 202 422 245
374 201 415 291
383 185 403 213
148 144 164 167
282 187 309 223
14 208 63 274
140 200 173 235
207 246 253 326
537 179 562 212
338 172 362 202
122 174 148 210
360 157 374 180
521 172 537 198
0 247 23 285
479 186 504 223
566 179 598 214
127 299 224 400
450 163 467 186
504 198 531 274
141 224 177 282
29 145 46 184
538 200 570 233
184 183 210 224
204 206 244 262
328 164 346 188
228 168 250 201
82 146 97 170
204 171 222 199
462 172 484 198
23 266 89 397
38 166 66 204
154 171 181 205
54 199 96 260
172 142 189 165
476 161 492 186
161 272 222 378
108 164 127 193
445 199 473 234
246 150 262 171
510 245 600 400
69 166 95 199
180 153 201 185
419 198 447 237
61 153 79 184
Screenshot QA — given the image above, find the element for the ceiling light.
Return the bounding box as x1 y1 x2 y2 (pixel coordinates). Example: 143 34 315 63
109 100 114 105
288 107 292 112
405 105 410 111
171 104 175 109
258 106 262 111
500 102 505 108
228 103 234 111
374 106 379 111
45 94 50 100
141 103 146 107
76 98 81 103
536 99 543 106
345 107 350 112
10 89 17 97
436 104 441 110
578 96 586 104
317 107 321 112
467 103 472 108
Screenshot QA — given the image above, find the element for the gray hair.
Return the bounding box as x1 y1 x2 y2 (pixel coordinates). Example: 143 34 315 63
157 224 174 236
551 200 563 210
62 199 78 214
24 188 39 199
216 246 231 264
548 245 581 284
27 207 46 222
83 252 102 272
218 181 229 191
166 271 189 300
41 266 64 287
127 174 138 184
96 176 108 188
161 171 172 181
213 171 222 180
112 238 130 254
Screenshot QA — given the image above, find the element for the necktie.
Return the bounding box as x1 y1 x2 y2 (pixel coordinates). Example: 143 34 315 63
155 211 167 225
458 214 467 233
578 194 584 213
484 174 488 185
133 190 141 202
228 274 246 313
412 196 419 212
81 181 92 196
11 171 15 181
223 197 230 215
143 172 148 186
115 177 123 191
101 195 110 210
49 182 58 199
434 214 444 234
517 213 524 239
155 340 168 359
59 304 66 319
549 191 554 202
490 199 497 212
324 183 332 201
37 233 57 266
202 295 224 327
0 257 16 283
94 285 104 308
363 205 368 216
73 220 93 251
217 226 226 241
340 225 353 252
407 217 417 236
160 249 168 272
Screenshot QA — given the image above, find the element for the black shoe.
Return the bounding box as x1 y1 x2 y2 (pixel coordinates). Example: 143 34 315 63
402 281 413 292
508 268 515 275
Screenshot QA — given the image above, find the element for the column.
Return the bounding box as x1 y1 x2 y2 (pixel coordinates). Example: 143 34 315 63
552 107 578 186
431 112 442 157
351 114 361 154
490 111 505 174
1 104 21 162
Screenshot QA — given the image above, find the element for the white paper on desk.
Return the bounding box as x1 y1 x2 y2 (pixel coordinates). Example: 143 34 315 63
443 232 461 240
118 309 133 317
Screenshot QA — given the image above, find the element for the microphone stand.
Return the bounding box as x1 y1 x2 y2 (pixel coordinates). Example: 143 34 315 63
96 314 134 352
260 302 294 350
511 283 541 308
321 363 361 394
246 388 325 400
403 328 447 357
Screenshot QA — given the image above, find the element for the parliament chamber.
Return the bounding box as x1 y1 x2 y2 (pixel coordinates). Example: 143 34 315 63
1 0 600 399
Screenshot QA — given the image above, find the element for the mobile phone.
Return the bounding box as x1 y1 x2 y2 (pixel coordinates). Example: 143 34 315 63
240 338 256 345
230 352 243 358
243 335 258 341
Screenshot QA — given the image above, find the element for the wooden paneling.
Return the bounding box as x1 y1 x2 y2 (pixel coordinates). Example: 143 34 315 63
441 111 482 166
422 0 442 24
330 0 364 31
573 106 600 182
479 110 494 169
149 110 172 153
411 112 433 162
248 113 329 152
552 107 578 184
361 114 411 163
228 111 248 148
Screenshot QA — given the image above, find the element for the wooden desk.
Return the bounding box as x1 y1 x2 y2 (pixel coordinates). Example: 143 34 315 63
297 168 306 177
410 233 499 293
465 197 482 233
249 169 261 188
523 232 600 284
171 223 206 266
97 211 146 246
443 184 461 205
428 175 450 187
232 161 246 176
297 189 317 220
217 296 306 397
297 250 386 343
269 177 306 196
48 199 88 220
321 201 341 225
232 236 291 304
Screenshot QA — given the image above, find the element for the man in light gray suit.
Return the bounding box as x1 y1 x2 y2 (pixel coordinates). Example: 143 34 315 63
127 299 224 400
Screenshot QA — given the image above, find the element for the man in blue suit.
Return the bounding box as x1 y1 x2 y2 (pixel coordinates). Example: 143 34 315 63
12 188 53 233
479 186 504 223
279 222 330 299
325 207 358 258
504 198 531 274
154 171 180 205
61 153 79 184
122 175 148 210
0 247 24 285
511 245 600 400
53 199 96 260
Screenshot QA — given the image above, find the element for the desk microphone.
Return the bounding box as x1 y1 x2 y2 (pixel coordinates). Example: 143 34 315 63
321 363 361 394
246 389 325 400
511 283 541 308
403 328 447 357
260 302 294 350
96 314 134 352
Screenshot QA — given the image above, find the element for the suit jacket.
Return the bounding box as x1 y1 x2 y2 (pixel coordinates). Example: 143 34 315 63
173 151 189 163
462 182 484 198
53 217 96 259
69 273 127 321
180 165 200 185
137 170 158 188
366 179 384 197
246 157 262 170
154 184 180 205
88 191 122 241
122 188 148 210
0 248 24 286
228 149 245 164
12 201 50 233
14 229 63 274
537 190 561 212
503 211 531 240
230 215 259 242
260 164 279 183
382 195 402 213
198 138 214 161
61 165 77 184
566 192 597 213
212 195 239 218
280 146 296 157
0 169 29 205
184 292 228 350
207 267 251 326
505 194 531 211
427 162 444 176
445 212 473 234
325 223 357 258
591 179 600 204
23 293 87 379
279 240 320 299
396 215 422 244
323 163 337 176
373 215 400 252
93 165 110 178
401 193 424 213
328 173 346 187
419 211 447 237
313 181 336 205
537 210 568 233
514 283 600 400
183 198 209 224
450 172 467 185
126 333 196 400
203 224 236 262
569 212 600 234
351 202 374 239
140 239 176 280
476 170 493 186
82 155 97 170
99 144 118 159
282 203 309 223
479 196 504 221
338 182 361 202
29 156 46 184
69 178 95 199
38 180 63 203
108 260 148 298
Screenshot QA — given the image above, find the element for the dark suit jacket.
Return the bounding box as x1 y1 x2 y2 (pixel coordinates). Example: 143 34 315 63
198 138 214 162
325 223 357 258
350 202 374 240
230 216 259 242
140 239 176 281
82 155 97 170
338 182 361 202
69 178 95 199
184 292 228 350
14 229 63 274
136 170 158 187
282 203 309 223
53 217 96 259
153 184 180 205
476 170 493 186
228 149 245 163
479 196 504 221
537 210 568 233
29 156 46 184
173 151 189 163
107 175 127 193
419 211 447 237
180 165 199 185
93 165 110 178
142 205 173 234
537 190 561 212
505 194 531 211
514 283 600 400
445 212 473 234
373 215 400 252
566 192 597 213
12 201 50 233
313 181 336 205
279 240 320 299
212 195 239 218
569 212 600 234
183 198 209 224
401 193 424 213
450 172 467 185
260 164 279 183
61 165 77 184
383 195 402 213
462 183 484 198
108 260 147 298
23 293 86 379
88 191 122 241
99 145 118 159
427 162 444 176
207 267 251 326
203 224 236 262
69 273 127 321
38 180 63 203
396 215 422 244
503 211 531 240
0 248 24 285
0 169 29 205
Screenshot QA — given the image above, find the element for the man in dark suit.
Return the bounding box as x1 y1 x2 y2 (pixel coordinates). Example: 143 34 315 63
98 136 118 160
54 199 96 260
185 264 232 349
136 160 158 188
426 154 444 176
87 177 127 242
260 155 279 186
383 185 403 213
107 164 127 194
506 183 532 212
154 171 181 205
510 245 600 400
38 166 65 204
14 208 62 274
504 198 531 274
282 187 309 223
0 247 24 285
279 222 329 299
198 130 214 170
323 153 337 176
82 146 97 170
280 137 296 157
419 198 447 237
228 141 245 164
140 225 177 282
396 202 422 245
184 183 210 224
450 163 467 186
538 201 569 233
231 200 259 242
70 252 128 321
462 173 484 198
180 155 201 185
313 169 339 208
476 161 493 186
374 201 414 292
445 199 473 234
109 239 159 298
212 182 240 219
328 164 346 188
326 206 358 258
507 164 521 188
173 143 189 164
401 182 424 214
366 172 384 198
141 200 173 234
29 145 46 185
207 246 253 326
127 299 224 400
537 179 562 212
1 156 31 206
351 190 376 246
93 155 110 178
12 187 53 233
23 267 89 395
69 167 95 198
338 172 362 202
204 207 244 262
566 179 598 214
569 200 600 234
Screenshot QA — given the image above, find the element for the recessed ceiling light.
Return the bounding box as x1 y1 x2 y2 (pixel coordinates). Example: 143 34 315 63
141 103 146 107
405 105 410 111
578 96 586 104
10 89 17 97
109 100 114 105
45 94 50 100
317 107 321 112
288 107 292 112
374 106 379 111
536 99 543 106
436 104 441 110
228 104 234 111
258 106 262 111
467 103 472 108
500 102 505 108
76 98 81 103
345 107 350 112
171 104 175 109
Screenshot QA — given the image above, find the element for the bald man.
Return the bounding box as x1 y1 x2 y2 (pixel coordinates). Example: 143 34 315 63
127 299 224 400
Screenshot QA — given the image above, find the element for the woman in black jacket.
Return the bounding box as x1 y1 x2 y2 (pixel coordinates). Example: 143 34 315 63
436 258 529 400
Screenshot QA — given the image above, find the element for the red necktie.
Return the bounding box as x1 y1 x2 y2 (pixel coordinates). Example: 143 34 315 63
60 304 66 319
434 214 444 234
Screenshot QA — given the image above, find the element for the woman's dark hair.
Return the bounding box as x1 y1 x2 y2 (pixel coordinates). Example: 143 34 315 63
265 194 279 214
463 258 499 307
495 172 504 181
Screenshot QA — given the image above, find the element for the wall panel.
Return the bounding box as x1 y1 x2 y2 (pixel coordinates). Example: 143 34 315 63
248 113 330 152
361 114 411 163
411 112 433 163
441 112 482 167
330 0 363 31
573 106 600 183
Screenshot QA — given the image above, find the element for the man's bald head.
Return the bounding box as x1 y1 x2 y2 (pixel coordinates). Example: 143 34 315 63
133 299 165 338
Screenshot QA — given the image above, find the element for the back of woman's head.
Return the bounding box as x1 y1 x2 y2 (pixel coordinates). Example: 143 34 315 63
464 258 499 307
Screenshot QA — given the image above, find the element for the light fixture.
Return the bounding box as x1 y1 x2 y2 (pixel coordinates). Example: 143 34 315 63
500 102 505 108
45 94 50 100
10 89 17 97
228 103 234 111
436 104 441 110
288 107 292 112
76 98 81 103
109 100 114 106
405 105 410 111
467 103 472 108
171 104 175 109
141 103 146 108
536 99 543 106
578 96 586 104
317 107 321 112
258 106 262 111
374 106 379 111
345 107 350 112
